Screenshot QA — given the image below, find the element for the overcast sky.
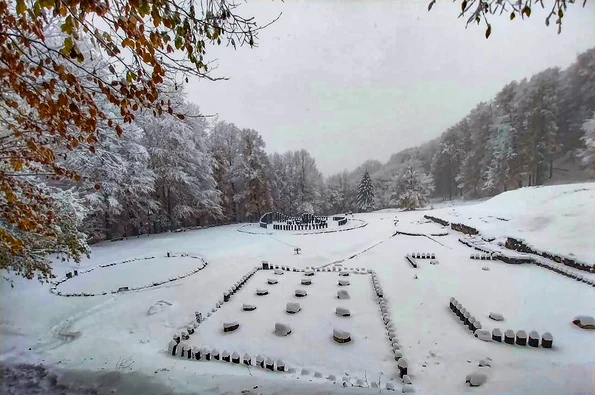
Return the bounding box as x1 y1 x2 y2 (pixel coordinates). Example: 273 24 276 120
187 1 595 175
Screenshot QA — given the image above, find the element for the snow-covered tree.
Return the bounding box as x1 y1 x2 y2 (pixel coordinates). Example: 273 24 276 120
237 129 273 221
516 68 561 186
390 159 434 210
579 112 595 174
326 171 356 214
0 184 89 281
209 121 242 222
356 170 375 212
141 100 221 231
456 103 494 198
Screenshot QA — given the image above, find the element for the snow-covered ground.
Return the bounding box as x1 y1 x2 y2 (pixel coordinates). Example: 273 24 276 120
1 184 594 394
432 182 595 264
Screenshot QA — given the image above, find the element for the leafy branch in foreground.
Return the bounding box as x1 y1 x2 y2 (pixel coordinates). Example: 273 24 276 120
428 0 587 38
0 0 274 280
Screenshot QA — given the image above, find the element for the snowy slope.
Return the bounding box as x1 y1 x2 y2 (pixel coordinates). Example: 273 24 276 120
432 183 595 264
1 191 594 394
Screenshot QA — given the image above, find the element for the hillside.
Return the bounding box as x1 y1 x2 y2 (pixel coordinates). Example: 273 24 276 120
431 182 595 263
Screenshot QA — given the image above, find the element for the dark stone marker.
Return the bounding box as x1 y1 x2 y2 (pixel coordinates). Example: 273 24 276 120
516 330 527 346
492 328 502 342
541 332 553 348
266 360 275 371
398 359 408 378
504 330 515 345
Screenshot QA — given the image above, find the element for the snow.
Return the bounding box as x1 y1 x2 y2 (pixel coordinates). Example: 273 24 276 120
286 302 301 314
432 182 595 263
337 289 350 299
2 184 595 394
474 330 492 342
466 371 488 387
57 255 205 295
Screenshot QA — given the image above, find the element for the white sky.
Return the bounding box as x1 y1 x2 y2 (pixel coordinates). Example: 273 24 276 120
187 1 595 175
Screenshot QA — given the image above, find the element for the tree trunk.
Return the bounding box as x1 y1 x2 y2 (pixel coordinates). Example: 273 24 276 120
549 159 553 179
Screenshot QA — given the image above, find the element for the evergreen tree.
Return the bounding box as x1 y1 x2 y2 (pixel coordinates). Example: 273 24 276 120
356 170 375 212
390 159 434 210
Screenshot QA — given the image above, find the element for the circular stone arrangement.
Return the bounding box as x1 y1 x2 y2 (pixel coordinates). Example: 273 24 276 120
50 253 208 297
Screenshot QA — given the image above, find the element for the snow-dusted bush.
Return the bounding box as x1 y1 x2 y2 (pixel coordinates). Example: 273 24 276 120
256 289 269 296
295 289 307 297
301 278 312 285
267 278 278 285
275 323 291 336
242 304 257 311
338 279 350 286
492 328 502 342
528 331 540 347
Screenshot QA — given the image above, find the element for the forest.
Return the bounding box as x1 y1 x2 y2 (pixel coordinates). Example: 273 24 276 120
28 46 595 245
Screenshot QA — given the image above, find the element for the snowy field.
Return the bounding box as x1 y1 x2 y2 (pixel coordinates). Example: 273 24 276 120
187 269 394 381
57 255 206 295
1 184 595 394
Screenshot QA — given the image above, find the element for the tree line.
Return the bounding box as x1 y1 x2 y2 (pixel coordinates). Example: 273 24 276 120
344 46 595 205
20 46 595 248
